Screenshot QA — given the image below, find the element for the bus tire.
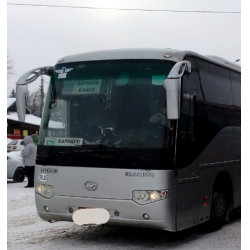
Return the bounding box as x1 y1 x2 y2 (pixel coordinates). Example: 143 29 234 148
13 168 25 182
202 174 232 232
212 181 231 230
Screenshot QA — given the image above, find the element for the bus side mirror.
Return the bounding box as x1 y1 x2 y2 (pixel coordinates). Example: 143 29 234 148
16 84 28 122
16 66 54 122
164 60 191 120
164 78 181 119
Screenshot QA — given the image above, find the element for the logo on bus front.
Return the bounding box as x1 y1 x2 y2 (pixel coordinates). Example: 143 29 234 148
84 181 98 191
38 173 49 182
55 67 73 79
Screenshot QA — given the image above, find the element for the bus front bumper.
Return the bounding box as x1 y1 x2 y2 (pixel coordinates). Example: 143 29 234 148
35 193 176 231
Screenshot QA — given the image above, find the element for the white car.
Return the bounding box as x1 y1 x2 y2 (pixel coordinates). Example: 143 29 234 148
7 151 25 182
7 139 25 152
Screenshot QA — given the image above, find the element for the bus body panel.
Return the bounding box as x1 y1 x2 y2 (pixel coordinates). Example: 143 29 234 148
35 166 176 199
176 126 240 230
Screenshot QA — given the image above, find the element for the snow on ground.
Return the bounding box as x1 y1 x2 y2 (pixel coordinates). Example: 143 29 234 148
7 98 16 109
7 151 23 162
7 181 241 250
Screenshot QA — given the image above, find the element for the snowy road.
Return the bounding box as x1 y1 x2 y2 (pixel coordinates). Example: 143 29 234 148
7 180 241 250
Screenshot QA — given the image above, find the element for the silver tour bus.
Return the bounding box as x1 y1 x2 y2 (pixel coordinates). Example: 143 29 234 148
16 49 241 231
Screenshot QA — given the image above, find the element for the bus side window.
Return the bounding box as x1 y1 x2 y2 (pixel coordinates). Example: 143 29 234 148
199 62 232 106
199 60 232 134
231 71 241 108
180 93 194 139
225 71 241 127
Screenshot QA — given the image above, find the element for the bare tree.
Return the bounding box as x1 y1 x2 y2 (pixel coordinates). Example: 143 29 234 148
26 90 42 117
9 88 16 98
26 89 46 118
7 55 14 77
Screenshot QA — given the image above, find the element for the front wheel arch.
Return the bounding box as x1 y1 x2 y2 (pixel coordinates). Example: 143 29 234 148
213 171 233 206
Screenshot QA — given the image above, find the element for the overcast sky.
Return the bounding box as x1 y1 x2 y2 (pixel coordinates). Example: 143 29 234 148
6 0 241 95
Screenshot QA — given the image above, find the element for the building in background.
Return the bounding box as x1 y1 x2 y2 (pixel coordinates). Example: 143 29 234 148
7 98 40 139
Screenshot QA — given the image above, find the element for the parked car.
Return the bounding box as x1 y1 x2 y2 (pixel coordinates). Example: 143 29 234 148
7 151 25 182
7 139 25 152
7 138 12 144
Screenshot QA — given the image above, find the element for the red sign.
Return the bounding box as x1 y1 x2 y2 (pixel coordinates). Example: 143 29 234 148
7 135 22 140
14 129 20 135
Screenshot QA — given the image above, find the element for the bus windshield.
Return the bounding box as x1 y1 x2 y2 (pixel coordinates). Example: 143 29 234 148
38 59 176 169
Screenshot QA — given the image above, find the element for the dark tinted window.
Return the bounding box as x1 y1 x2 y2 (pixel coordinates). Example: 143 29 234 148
199 60 232 106
20 141 24 145
183 57 203 101
181 56 241 167
178 93 196 167
230 71 241 107
224 109 241 127
206 105 227 131
182 72 198 95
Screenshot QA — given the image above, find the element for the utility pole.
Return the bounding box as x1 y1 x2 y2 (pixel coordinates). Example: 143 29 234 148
40 75 44 118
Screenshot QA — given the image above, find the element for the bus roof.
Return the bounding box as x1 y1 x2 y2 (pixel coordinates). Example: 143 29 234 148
56 48 240 73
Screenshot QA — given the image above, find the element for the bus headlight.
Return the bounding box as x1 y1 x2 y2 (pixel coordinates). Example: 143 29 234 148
35 184 55 199
132 190 170 205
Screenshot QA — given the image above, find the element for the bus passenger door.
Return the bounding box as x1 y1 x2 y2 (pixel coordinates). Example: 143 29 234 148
176 92 200 231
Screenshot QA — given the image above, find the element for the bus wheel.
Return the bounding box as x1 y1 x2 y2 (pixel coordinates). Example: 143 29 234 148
208 186 230 231
201 176 232 233
211 192 227 220
13 168 25 182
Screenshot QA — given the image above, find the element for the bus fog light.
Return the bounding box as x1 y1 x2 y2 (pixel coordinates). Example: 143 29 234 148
143 213 150 220
68 207 74 213
114 210 119 216
44 206 49 212
132 190 170 205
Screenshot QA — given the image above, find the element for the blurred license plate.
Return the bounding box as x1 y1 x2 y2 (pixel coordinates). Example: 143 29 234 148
78 207 108 211
73 208 110 225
